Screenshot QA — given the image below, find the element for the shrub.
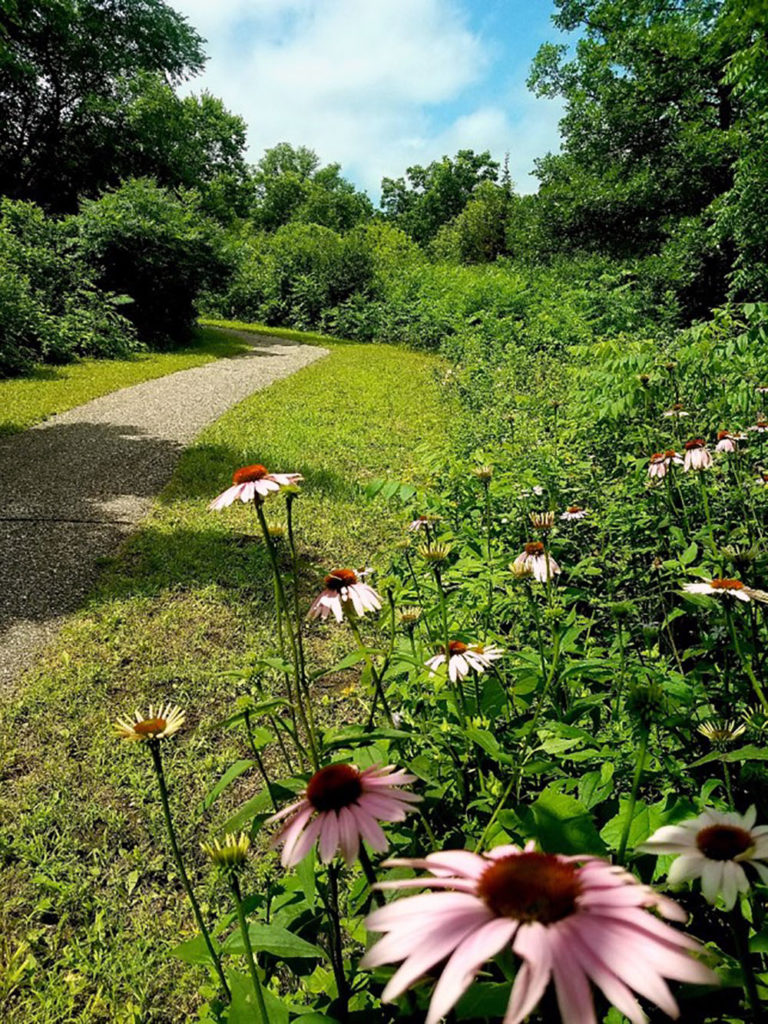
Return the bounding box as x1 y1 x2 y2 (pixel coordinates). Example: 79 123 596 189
75 178 230 346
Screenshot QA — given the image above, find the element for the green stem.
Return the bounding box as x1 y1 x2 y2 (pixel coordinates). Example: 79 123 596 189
433 565 467 726
349 618 394 726
729 905 765 1022
725 602 768 714
244 711 279 813
484 481 493 628
255 500 319 768
475 777 514 852
617 728 649 865
325 864 349 1023
358 844 385 908
231 874 269 1023
149 743 230 1000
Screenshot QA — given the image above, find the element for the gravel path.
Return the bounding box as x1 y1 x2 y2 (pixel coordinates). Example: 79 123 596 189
0 330 327 692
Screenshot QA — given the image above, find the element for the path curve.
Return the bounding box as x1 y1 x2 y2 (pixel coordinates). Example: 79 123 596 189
0 329 327 691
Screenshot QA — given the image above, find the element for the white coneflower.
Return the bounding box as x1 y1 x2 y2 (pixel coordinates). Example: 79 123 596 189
512 542 561 583
529 510 555 530
407 514 439 532
748 418 768 434
114 705 185 742
648 450 682 480
683 578 768 603
425 641 504 683
210 464 302 509
560 505 588 521
640 807 768 909
663 403 690 418
683 439 712 471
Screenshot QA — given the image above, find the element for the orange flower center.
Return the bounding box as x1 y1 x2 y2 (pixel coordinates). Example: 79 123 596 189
306 764 362 812
684 439 705 451
447 641 469 654
567 506 583 514
718 430 731 440
478 853 580 924
709 578 745 590
134 717 166 735
524 542 544 556
233 464 268 484
696 825 753 861
324 568 358 591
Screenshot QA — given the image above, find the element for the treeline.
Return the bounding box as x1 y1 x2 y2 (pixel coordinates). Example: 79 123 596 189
1 0 766 375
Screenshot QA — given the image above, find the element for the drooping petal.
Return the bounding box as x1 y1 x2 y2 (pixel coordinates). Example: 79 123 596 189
505 922 553 1024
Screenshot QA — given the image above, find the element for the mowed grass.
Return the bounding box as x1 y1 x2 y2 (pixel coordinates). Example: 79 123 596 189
0 334 451 1024
0 327 255 436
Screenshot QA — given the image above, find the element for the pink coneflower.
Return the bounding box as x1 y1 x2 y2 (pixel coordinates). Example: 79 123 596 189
512 541 560 583
647 450 682 480
663 403 690 418
425 641 504 683
307 568 382 622
683 578 768 603
407 515 438 532
682 439 712 471
748 418 768 433
640 807 768 910
210 463 302 509
560 505 588 521
715 430 745 453
266 763 419 867
362 844 716 1024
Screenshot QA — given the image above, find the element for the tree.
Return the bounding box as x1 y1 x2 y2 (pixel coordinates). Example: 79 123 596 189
380 150 500 245
250 143 372 232
431 181 511 264
0 0 205 210
528 0 742 259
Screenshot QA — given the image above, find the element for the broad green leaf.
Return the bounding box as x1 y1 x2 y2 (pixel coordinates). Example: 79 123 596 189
532 788 606 854
170 933 221 965
223 923 326 960
456 981 512 1019
221 788 276 834
690 744 768 767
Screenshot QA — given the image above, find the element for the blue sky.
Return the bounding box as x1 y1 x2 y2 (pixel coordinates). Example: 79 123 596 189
170 0 568 200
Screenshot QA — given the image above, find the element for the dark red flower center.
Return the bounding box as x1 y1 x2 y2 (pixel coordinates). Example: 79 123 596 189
696 825 753 861
478 853 580 924
306 764 362 812
567 506 583 514
134 717 166 735
233 464 268 484
758 420 768 429
684 439 705 451
524 542 544 556
324 568 358 591
709 578 745 590
718 430 731 440
664 449 678 458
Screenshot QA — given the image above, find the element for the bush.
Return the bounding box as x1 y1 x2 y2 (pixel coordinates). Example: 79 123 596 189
75 178 230 346
0 198 137 376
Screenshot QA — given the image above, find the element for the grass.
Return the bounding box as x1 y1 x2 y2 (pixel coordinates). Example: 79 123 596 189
0 330 452 1023
199 317 346 349
0 327 257 437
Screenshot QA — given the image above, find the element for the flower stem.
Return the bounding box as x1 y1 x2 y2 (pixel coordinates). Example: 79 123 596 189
349 618 394 727
231 874 269 1023
325 863 349 1023
358 844 385 908
617 728 649 865
483 480 493 628
254 500 319 768
433 565 467 726
244 711 279 813
729 904 765 1022
724 601 768 714
148 742 230 1000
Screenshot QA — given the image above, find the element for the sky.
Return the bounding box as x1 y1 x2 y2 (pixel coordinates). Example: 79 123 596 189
169 0 568 201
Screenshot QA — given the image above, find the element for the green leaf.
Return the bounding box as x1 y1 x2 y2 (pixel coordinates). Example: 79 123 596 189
531 788 606 854
223 923 326 960
456 981 512 1019
322 725 410 751
295 846 317 910
226 969 289 1024
311 649 368 679
221 788 275 834
200 760 256 813
465 725 516 765
680 541 698 565
690 744 768 767
171 933 220 965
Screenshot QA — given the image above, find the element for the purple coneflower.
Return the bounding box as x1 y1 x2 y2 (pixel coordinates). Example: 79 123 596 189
210 464 302 509
561 505 588 521
648 450 682 480
663 403 690 419
267 763 419 867
512 541 560 583
308 568 382 622
362 844 716 1024
715 430 744 453
683 578 768 603
683 439 712 472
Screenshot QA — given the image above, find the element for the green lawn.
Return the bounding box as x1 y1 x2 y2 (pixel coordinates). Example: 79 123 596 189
0 331 451 1023
0 327 255 436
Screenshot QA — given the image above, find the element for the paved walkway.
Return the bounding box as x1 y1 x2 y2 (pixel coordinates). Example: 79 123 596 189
0 330 327 691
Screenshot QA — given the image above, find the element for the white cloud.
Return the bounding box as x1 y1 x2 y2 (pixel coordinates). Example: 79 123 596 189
170 0 560 199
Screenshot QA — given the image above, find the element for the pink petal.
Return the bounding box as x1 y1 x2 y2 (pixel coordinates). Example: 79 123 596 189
563 918 646 1024
426 917 516 1024
350 805 389 852
318 812 340 863
286 814 324 866
551 927 597 1024
366 893 484 932
279 806 314 866
265 797 307 826
337 807 361 866
505 922 552 1024
424 850 488 879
